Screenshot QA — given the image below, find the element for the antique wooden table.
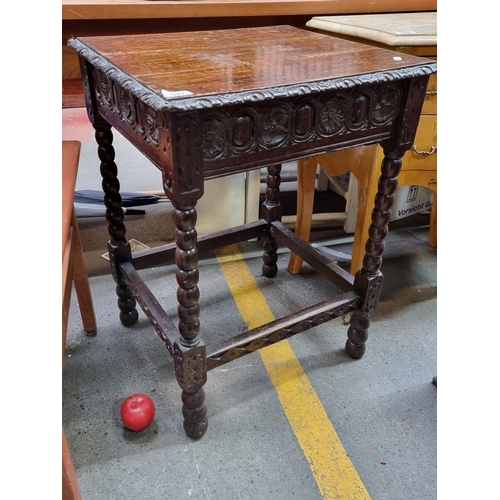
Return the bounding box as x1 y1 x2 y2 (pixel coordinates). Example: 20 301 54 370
68 26 436 439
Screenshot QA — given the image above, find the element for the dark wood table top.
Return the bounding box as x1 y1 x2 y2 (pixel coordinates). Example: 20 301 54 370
72 25 436 111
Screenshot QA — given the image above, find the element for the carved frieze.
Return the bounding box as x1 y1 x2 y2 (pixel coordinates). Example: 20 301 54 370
202 83 402 162
91 67 165 151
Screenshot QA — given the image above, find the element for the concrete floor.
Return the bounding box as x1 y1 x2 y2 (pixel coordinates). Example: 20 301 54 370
63 108 437 500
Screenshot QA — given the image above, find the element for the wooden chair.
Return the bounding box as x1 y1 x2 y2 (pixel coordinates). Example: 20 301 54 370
62 140 96 500
288 115 437 276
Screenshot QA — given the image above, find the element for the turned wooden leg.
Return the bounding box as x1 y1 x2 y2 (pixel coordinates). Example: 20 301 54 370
172 200 208 439
287 157 317 275
95 123 138 327
261 164 282 278
346 154 402 359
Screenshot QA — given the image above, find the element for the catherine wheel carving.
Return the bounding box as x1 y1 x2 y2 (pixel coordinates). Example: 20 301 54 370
95 122 138 327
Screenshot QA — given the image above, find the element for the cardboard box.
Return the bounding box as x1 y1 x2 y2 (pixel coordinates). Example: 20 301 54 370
391 184 434 221
323 170 434 233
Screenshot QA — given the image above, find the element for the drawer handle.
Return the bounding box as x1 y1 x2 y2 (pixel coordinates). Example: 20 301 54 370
410 145 437 156
426 90 437 96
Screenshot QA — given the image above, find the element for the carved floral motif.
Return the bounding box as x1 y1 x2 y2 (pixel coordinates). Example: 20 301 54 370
319 94 348 134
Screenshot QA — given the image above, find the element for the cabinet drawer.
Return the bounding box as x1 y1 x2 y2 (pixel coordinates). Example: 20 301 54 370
403 114 437 171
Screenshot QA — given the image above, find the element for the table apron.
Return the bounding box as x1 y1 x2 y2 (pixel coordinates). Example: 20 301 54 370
95 96 393 176
204 128 392 178
82 57 430 203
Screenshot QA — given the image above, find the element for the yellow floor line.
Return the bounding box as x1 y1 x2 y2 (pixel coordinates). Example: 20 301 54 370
215 244 371 500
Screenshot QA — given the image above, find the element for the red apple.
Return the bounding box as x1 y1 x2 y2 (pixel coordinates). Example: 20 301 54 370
120 393 155 432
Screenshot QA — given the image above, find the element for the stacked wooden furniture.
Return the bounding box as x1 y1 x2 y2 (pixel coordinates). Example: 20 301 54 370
62 141 96 500
288 12 437 276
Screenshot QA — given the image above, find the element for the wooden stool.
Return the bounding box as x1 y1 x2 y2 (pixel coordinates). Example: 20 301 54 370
289 12 437 276
288 122 437 276
62 140 96 500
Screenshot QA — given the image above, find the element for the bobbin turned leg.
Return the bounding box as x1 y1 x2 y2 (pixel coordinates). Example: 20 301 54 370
94 122 139 327
261 164 283 278
346 154 402 359
171 200 208 439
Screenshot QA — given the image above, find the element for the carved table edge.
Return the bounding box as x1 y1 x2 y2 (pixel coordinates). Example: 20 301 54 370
67 38 437 113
